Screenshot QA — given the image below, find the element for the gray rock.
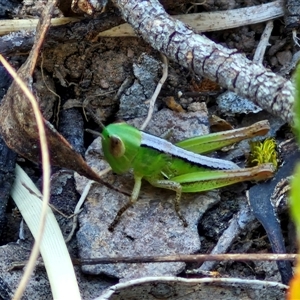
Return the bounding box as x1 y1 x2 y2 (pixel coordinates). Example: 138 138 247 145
118 54 161 120
217 91 262 116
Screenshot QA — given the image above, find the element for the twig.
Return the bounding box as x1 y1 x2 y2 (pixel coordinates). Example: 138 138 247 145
73 253 297 265
11 252 297 269
292 29 300 47
197 203 255 272
65 167 111 243
279 50 300 75
253 21 274 65
284 0 300 30
65 180 93 243
141 55 168 130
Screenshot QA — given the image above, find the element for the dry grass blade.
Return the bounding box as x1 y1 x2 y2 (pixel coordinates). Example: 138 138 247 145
11 165 80 299
98 1 284 36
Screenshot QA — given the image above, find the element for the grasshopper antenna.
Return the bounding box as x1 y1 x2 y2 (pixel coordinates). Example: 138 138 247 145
84 106 105 130
84 106 105 138
85 129 101 137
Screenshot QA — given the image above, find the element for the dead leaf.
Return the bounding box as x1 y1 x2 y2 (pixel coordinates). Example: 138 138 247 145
163 96 185 112
209 115 233 132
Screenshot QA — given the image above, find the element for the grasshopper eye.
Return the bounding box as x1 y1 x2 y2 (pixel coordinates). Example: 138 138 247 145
109 135 125 157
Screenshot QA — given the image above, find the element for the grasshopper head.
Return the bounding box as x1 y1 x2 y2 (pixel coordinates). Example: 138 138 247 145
101 123 141 174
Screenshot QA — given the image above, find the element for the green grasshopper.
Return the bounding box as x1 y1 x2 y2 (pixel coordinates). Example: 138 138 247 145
100 120 275 231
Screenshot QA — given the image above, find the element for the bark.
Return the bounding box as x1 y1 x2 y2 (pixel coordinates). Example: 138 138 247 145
285 0 300 29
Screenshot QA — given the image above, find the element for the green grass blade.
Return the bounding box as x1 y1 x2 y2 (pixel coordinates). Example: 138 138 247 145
291 164 300 236
294 64 300 144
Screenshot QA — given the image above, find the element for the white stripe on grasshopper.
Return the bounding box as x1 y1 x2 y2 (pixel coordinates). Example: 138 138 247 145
141 132 239 170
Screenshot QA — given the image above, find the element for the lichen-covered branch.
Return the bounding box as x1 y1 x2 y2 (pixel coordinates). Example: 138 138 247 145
285 0 300 29
111 0 294 123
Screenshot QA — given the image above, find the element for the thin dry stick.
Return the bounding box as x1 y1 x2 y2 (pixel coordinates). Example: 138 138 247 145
185 0 206 14
75 253 297 265
65 167 112 243
0 56 51 300
198 203 255 272
10 252 297 270
292 29 300 47
280 50 300 75
141 54 168 130
253 21 274 65
65 180 93 243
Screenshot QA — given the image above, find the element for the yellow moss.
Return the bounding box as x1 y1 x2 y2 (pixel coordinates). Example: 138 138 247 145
248 138 278 169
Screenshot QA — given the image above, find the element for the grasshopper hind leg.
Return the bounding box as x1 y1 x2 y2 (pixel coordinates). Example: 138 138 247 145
148 179 188 227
